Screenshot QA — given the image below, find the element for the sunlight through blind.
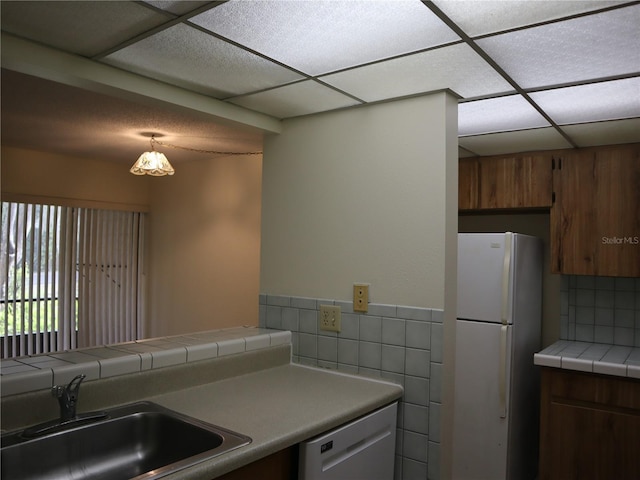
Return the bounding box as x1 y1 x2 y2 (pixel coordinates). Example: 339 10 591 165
1 202 145 358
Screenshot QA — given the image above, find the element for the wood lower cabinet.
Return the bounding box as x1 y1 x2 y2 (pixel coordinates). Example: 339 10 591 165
550 143 640 276
215 447 296 480
539 368 640 480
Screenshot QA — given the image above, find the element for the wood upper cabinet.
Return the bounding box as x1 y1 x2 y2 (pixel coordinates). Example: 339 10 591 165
478 154 553 209
458 157 479 210
539 368 640 480
458 154 553 211
550 143 640 276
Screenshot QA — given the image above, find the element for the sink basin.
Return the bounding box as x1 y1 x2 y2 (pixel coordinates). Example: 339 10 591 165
1 401 251 480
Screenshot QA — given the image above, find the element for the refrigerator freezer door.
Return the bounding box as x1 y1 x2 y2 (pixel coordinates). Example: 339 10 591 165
453 319 513 480
457 233 513 324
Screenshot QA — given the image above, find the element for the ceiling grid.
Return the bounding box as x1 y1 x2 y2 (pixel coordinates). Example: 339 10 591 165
1 0 639 160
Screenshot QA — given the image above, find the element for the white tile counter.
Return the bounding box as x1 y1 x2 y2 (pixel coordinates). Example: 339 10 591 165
534 340 640 378
0 326 290 396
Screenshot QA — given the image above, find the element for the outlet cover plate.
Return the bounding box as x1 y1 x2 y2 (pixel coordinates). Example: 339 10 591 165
319 305 341 332
353 283 369 313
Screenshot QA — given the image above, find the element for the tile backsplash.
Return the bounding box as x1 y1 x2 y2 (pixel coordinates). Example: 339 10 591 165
560 276 640 346
259 294 443 480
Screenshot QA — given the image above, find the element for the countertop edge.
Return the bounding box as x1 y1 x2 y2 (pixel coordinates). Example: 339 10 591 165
535 340 640 379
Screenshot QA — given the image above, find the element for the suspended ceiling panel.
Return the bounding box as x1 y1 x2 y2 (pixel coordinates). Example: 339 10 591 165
530 77 640 125
431 0 625 37
0 1 169 57
103 24 304 98
562 118 640 147
190 0 460 76
144 1 213 16
458 127 574 157
229 80 361 118
321 43 514 102
476 5 640 90
459 95 550 136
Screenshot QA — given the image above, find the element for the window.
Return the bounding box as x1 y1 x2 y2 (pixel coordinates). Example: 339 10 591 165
1 202 146 358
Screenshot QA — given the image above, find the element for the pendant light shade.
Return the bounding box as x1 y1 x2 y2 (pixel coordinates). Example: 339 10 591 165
130 150 175 176
130 135 175 176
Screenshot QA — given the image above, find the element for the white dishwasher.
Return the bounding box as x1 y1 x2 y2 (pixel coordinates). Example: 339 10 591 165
298 402 397 480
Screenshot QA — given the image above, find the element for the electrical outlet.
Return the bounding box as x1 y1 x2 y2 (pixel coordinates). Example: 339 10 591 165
353 283 369 312
319 305 341 332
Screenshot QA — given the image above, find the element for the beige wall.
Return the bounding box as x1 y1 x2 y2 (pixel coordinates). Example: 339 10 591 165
260 93 458 308
1 146 263 338
146 154 262 337
1 146 150 210
458 213 560 348
260 93 459 477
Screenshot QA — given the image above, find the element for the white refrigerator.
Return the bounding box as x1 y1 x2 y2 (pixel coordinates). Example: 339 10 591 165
453 232 543 480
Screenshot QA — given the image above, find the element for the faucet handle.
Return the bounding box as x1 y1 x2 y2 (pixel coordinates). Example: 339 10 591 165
66 374 86 394
52 374 86 398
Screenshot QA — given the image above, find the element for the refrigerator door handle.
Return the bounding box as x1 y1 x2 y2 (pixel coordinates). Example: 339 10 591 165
499 325 508 418
499 232 512 419
500 232 512 326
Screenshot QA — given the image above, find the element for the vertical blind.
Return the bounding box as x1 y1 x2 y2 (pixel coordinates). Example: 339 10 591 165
0 202 145 358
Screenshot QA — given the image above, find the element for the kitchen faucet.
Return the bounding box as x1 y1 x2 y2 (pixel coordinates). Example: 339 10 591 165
52 374 85 422
20 374 107 439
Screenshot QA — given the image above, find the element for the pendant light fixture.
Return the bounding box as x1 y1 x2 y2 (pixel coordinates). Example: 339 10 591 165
130 135 175 176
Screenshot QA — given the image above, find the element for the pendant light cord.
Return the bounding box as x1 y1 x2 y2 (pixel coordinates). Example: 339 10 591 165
151 136 262 156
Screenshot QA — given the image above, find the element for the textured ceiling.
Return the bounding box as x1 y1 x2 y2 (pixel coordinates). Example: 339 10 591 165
1 0 639 164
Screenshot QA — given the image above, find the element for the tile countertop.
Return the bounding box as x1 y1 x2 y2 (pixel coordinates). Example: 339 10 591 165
534 340 640 378
0 326 293 397
1 328 403 480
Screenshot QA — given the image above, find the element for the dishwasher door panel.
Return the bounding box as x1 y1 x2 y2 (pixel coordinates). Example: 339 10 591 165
298 402 397 480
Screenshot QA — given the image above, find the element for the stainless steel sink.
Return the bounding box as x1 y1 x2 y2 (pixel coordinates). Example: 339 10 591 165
1 401 251 480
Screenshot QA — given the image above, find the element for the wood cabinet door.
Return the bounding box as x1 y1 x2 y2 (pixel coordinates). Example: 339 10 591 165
539 368 640 480
478 154 553 209
214 447 295 480
550 144 640 276
458 157 478 210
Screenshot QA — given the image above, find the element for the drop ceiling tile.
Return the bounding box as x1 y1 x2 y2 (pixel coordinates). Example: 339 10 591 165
458 127 574 157
228 81 361 119
562 118 640 147
432 0 624 37
530 77 640 125
102 24 303 98
142 1 214 16
0 1 170 57
459 95 550 136
476 5 640 89
190 0 460 76
322 43 514 102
